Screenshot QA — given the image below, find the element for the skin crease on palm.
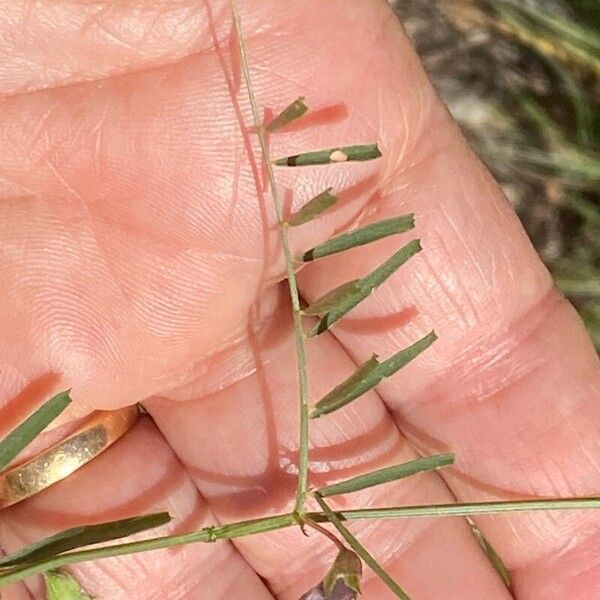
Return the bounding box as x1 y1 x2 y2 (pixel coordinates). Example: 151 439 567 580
0 0 599 598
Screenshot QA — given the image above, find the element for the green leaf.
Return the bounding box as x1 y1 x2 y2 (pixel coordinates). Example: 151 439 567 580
0 390 71 471
310 355 381 419
360 239 421 292
302 280 362 317
481 535 512 589
265 97 308 132
0 513 171 568
301 214 415 261
377 330 437 378
288 188 338 226
323 548 362 596
468 520 512 589
273 144 382 167
311 331 436 419
308 240 422 337
315 495 411 600
44 570 92 600
318 453 455 497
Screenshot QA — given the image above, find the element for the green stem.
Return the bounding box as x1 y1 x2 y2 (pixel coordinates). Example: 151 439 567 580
2 498 599 587
0 514 297 586
302 517 346 550
315 494 411 599
322 497 600 520
230 0 311 515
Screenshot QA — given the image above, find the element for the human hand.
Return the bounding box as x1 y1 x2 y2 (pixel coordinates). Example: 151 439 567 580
0 1 599 598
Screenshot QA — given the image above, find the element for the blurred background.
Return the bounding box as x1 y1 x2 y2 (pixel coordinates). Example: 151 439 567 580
393 0 600 350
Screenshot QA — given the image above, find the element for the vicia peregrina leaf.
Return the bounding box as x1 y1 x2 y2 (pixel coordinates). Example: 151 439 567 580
302 281 363 317
310 332 436 419
0 390 71 472
307 239 422 337
0 513 171 568
318 453 455 497
289 188 338 226
481 533 512 589
265 97 308 132
360 239 420 292
310 355 380 418
315 495 411 600
274 144 382 167
44 570 91 600
301 214 415 262
468 520 512 589
377 330 437 378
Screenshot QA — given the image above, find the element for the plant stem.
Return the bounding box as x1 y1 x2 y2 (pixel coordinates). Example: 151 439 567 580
3 498 599 587
316 494 411 599
230 0 311 515
302 518 346 550
322 497 600 519
0 514 298 586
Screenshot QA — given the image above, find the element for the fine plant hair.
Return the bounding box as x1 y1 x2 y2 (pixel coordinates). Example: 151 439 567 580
1 3 600 599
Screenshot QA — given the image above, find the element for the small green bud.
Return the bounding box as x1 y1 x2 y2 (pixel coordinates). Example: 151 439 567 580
44 570 92 600
298 548 362 600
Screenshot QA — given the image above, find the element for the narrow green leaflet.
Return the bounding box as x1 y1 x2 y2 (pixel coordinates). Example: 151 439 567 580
0 513 171 568
318 454 455 498
481 534 512 589
44 570 92 600
315 494 411 600
265 97 308 132
468 519 512 589
0 390 71 471
301 214 415 262
307 239 422 337
360 239 421 292
378 330 437 378
273 144 382 166
311 332 436 419
288 188 338 226
310 355 380 419
302 280 362 317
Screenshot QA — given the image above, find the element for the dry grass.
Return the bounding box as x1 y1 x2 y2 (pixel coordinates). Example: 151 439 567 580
394 0 600 349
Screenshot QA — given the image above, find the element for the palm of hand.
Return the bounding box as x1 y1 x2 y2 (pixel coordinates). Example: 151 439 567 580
0 1 598 599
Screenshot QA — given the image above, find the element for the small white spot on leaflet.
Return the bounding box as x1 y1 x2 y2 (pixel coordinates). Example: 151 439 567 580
329 150 348 162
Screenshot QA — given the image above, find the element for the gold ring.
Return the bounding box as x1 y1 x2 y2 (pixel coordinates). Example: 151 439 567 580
0 405 139 509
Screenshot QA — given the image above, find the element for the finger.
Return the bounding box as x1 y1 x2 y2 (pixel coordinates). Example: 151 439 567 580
0 558 32 600
0 0 324 96
295 9 600 599
146 292 512 599
0 417 274 600
0 0 393 415
0 0 203 95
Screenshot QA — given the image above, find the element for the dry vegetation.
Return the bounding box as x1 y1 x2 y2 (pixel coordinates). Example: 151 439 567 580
393 0 600 348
